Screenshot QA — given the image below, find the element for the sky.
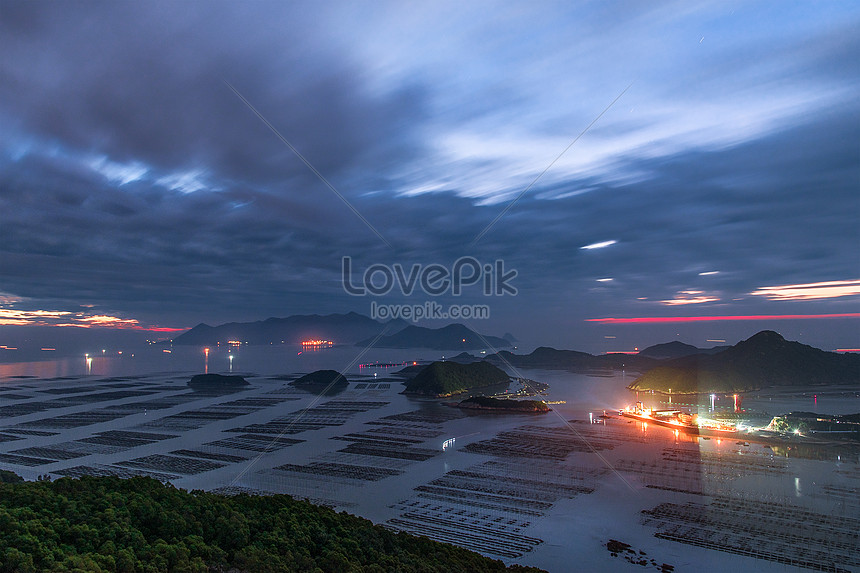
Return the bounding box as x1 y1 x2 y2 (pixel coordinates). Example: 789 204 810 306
1 0 858 353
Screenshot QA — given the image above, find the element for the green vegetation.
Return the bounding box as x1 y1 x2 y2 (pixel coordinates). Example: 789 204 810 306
627 366 739 394
396 363 428 378
458 396 549 413
291 369 349 386
404 361 510 397
0 470 23 484
0 474 544 573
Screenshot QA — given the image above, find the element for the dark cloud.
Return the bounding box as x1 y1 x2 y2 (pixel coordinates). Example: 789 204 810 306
0 1 857 351
1 1 426 191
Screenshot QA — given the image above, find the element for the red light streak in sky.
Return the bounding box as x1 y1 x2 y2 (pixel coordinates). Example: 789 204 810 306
586 313 860 324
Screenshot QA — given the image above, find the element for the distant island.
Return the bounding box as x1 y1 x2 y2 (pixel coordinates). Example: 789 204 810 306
637 340 727 360
457 396 549 413
404 361 510 397
172 312 408 346
291 370 349 387
188 373 249 390
485 331 860 394
487 346 657 372
171 314 520 350
629 331 860 393
396 353 480 379
357 323 511 350
445 351 482 363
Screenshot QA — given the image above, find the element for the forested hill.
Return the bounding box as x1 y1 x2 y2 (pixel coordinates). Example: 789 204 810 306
404 361 511 397
629 330 860 393
0 475 543 573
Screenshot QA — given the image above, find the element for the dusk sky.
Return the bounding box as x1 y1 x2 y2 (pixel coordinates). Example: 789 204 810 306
1 0 858 352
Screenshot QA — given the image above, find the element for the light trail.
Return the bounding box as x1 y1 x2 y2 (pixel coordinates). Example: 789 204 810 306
587 313 860 324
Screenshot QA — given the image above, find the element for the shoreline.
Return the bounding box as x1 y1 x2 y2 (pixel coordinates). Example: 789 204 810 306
621 411 860 451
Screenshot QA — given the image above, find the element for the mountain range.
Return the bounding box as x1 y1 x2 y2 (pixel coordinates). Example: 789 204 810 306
636 340 728 360
171 312 408 346
486 330 859 393
486 347 658 372
629 330 860 393
172 313 514 351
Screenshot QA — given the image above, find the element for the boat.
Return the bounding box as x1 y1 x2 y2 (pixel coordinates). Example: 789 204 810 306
620 401 739 437
620 401 698 434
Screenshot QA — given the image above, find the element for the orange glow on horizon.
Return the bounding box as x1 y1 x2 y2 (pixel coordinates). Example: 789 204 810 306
750 279 860 301
587 313 860 324
660 290 720 305
0 307 185 332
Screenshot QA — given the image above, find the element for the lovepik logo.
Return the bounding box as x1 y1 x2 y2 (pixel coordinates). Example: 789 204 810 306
342 256 517 297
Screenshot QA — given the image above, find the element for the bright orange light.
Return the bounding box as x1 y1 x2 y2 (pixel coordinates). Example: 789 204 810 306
301 339 333 346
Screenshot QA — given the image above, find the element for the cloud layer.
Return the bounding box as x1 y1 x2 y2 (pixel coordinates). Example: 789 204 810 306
1 0 858 349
